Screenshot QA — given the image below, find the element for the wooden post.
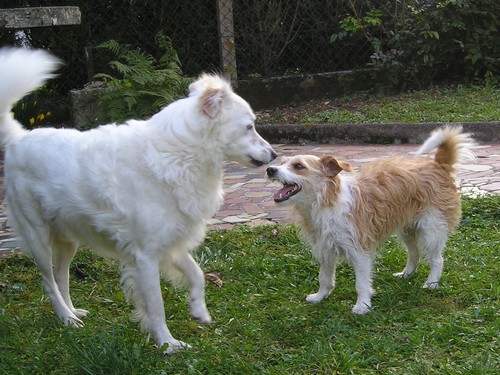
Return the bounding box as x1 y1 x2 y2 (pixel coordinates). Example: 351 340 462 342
84 46 95 83
0 7 81 28
216 0 238 84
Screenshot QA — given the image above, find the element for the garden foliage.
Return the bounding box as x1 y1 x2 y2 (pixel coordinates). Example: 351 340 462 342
95 33 190 123
331 0 500 89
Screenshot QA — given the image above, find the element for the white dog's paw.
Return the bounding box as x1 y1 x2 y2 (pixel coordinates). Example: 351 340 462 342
192 312 212 324
352 303 371 315
190 304 212 324
163 340 192 355
63 315 84 328
393 271 410 278
422 281 439 289
305 292 329 303
73 308 89 318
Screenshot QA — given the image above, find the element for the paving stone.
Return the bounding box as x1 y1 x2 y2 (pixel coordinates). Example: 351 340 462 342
228 182 245 190
245 191 272 198
247 178 268 183
224 196 248 205
242 203 266 214
216 209 242 217
459 164 492 172
243 182 269 188
482 182 500 192
207 218 223 225
223 215 251 224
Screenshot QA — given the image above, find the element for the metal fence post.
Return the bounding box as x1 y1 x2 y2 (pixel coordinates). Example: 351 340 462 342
216 0 238 84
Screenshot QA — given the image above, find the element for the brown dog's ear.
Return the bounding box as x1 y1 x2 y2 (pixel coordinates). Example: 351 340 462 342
320 155 352 177
279 156 291 165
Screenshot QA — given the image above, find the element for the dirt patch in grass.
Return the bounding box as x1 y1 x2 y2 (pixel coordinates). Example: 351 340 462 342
255 96 377 125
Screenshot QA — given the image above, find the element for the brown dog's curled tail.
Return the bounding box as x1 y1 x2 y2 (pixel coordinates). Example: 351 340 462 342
416 126 476 168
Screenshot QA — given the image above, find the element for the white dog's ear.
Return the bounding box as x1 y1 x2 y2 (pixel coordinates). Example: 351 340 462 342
320 155 352 177
189 74 230 118
201 88 224 118
188 74 209 95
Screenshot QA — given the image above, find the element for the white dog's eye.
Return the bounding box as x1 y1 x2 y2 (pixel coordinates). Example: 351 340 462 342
293 163 305 170
246 124 254 130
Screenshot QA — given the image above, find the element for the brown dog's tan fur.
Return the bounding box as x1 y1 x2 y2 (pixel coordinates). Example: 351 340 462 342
352 156 461 250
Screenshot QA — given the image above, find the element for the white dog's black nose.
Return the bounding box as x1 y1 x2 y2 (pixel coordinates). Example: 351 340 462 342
270 150 278 161
266 167 277 178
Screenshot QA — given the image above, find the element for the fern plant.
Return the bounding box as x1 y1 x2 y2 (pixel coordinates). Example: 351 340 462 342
95 33 190 123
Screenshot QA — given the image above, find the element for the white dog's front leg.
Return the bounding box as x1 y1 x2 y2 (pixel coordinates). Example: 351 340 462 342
132 254 191 354
351 251 374 315
306 248 338 303
173 252 212 323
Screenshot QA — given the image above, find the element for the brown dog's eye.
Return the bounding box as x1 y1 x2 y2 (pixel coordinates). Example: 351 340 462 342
293 163 305 170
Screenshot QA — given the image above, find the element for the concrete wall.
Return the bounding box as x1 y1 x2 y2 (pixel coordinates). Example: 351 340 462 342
236 69 375 110
257 122 500 145
69 69 375 128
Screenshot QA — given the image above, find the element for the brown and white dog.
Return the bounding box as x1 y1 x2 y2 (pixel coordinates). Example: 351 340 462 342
267 127 475 314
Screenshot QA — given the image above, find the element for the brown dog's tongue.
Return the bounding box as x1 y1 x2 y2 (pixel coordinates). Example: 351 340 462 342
274 185 296 202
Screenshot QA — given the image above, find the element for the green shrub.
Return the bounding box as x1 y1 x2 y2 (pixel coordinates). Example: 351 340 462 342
95 32 191 123
12 89 53 129
331 0 500 89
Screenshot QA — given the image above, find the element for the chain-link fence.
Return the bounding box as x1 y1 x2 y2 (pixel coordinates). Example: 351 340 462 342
0 0 371 94
233 0 371 78
2 1 498 125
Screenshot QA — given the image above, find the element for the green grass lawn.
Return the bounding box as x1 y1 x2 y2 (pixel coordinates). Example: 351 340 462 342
257 85 500 125
0 196 498 374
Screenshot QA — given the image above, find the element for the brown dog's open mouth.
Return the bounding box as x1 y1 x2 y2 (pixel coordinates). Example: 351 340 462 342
274 183 301 202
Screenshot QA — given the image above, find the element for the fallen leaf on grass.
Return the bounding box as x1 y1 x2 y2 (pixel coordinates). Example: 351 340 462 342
204 270 223 287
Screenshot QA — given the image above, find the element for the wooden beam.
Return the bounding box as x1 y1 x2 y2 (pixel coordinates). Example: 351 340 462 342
0 7 81 29
216 0 238 83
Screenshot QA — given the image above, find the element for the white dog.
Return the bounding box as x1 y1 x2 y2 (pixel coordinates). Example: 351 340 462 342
0 47 276 354
267 127 474 314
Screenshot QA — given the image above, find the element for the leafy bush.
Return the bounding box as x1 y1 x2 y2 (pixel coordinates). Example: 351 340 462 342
331 0 500 89
95 33 191 123
12 89 53 129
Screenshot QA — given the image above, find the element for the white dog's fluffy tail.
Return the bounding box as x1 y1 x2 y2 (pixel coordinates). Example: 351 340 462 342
416 125 476 167
0 47 62 147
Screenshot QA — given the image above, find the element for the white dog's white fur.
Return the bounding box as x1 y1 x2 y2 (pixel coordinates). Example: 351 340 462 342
267 127 475 314
0 47 276 354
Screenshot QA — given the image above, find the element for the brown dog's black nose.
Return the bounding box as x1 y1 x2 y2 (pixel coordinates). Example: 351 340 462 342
266 167 277 177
